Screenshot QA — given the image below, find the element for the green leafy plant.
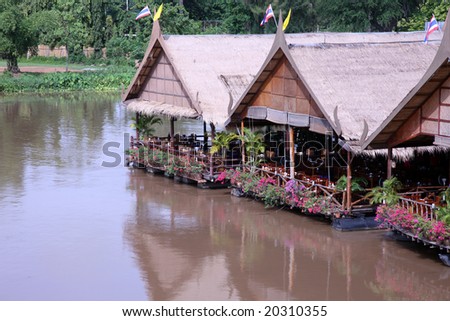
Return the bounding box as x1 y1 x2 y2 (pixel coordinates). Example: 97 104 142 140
367 177 402 206
436 188 450 225
335 175 368 192
210 131 238 159
131 113 162 139
242 128 265 169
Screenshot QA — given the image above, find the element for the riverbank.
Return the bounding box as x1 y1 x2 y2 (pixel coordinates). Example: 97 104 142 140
0 65 134 94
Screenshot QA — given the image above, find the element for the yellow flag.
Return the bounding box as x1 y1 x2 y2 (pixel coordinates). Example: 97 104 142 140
283 9 291 31
153 3 163 21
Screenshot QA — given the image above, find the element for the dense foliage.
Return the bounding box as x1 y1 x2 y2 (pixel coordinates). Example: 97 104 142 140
1 0 449 72
0 0 37 72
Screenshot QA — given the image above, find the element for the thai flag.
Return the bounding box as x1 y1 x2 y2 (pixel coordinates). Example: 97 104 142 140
424 14 439 43
136 6 151 21
260 4 275 26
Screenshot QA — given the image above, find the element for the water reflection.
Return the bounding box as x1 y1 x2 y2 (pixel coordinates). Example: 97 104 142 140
1 93 449 300
126 171 450 300
0 93 122 196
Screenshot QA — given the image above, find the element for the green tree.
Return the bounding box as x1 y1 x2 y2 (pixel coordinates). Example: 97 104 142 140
313 0 424 32
398 0 449 31
159 3 202 34
90 0 107 59
316 0 406 32
0 0 37 73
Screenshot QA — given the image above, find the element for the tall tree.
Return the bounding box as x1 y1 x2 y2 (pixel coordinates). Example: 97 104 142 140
90 0 107 59
398 0 449 31
0 0 37 72
316 0 405 32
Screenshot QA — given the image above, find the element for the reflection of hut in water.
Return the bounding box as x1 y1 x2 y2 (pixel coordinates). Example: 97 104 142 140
369 237 450 300
124 172 450 300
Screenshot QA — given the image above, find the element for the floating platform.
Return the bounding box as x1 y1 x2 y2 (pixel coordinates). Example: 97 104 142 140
198 180 230 189
332 216 381 231
146 165 165 175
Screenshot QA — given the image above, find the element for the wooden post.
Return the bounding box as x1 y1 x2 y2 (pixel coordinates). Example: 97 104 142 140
387 147 393 179
209 123 216 177
346 150 352 213
170 117 175 148
289 125 295 179
241 120 246 165
135 112 140 141
203 121 208 152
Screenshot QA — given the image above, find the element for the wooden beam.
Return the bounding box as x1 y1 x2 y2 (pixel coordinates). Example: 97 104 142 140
170 117 175 148
434 135 450 147
387 147 393 178
135 112 140 140
346 151 352 213
203 121 208 152
241 120 246 164
289 125 295 179
210 123 216 177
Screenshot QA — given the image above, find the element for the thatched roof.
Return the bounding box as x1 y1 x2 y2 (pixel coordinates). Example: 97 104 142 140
358 145 450 162
363 9 450 150
123 15 442 142
285 32 441 141
122 20 274 127
126 99 199 118
228 13 442 142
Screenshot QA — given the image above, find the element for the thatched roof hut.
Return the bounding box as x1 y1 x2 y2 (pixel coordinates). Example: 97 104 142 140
229 15 442 143
363 9 450 150
123 15 443 149
122 20 274 127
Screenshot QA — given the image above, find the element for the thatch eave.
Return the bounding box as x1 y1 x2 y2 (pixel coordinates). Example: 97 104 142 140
359 145 450 162
124 99 200 119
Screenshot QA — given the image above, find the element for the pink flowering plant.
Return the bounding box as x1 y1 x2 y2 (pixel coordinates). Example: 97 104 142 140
217 169 339 215
172 156 203 179
376 205 450 245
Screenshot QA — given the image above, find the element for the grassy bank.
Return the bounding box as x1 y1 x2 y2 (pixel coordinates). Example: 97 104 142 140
0 65 135 94
0 59 136 94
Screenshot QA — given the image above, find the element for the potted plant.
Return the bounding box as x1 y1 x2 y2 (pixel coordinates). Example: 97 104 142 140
131 113 162 140
242 128 265 170
210 131 238 159
366 177 402 206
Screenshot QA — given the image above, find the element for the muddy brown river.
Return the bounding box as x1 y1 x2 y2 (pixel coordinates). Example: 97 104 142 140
1 93 449 300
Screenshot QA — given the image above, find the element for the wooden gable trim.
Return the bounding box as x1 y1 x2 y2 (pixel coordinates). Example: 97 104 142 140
363 7 450 149
387 75 450 147
229 12 334 133
122 20 201 115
